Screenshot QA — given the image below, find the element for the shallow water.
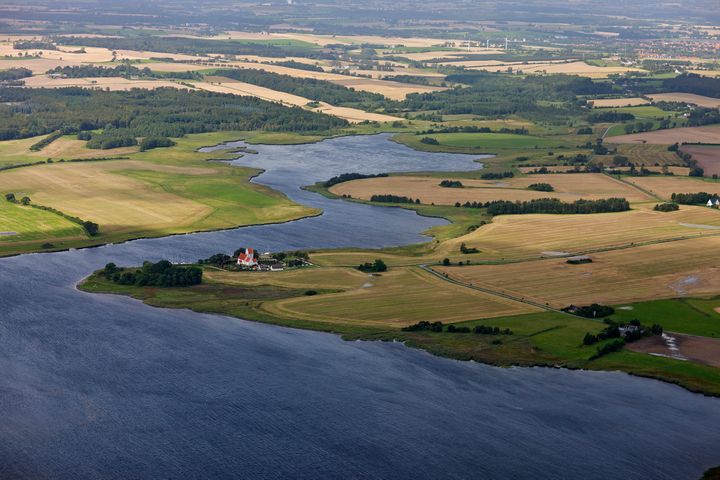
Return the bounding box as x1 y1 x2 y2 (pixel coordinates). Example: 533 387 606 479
1 134 718 479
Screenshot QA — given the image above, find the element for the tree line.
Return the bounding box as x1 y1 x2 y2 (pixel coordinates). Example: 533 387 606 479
323 172 388 188
478 198 630 215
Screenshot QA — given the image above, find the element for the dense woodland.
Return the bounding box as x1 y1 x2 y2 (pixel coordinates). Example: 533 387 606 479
0 87 347 141
0 67 32 82
403 74 599 121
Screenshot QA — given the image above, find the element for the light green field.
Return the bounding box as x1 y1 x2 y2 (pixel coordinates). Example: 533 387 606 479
0 200 84 244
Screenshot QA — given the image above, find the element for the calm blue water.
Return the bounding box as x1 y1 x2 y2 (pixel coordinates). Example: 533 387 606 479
0 134 718 479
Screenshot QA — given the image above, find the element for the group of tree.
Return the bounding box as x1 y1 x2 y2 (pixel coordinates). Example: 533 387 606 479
101 260 202 287
583 318 663 360
370 194 420 204
139 136 176 151
0 87 347 142
13 40 56 50
654 202 680 212
564 303 615 318
323 172 388 188
0 67 32 82
480 171 514 180
662 73 720 99
670 192 719 204
587 111 635 123
527 183 554 192
419 125 528 135
478 197 630 215
439 180 463 188
402 320 512 335
357 259 387 273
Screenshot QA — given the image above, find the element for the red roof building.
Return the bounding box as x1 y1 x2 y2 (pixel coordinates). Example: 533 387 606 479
237 248 259 267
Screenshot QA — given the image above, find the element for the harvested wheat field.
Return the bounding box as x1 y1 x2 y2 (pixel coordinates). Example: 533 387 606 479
438 204 720 260
0 161 213 231
591 97 650 108
192 78 398 123
648 93 720 109
261 266 539 327
680 146 720 177
0 44 115 63
466 61 641 78
437 236 720 308
330 173 653 204
609 125 720 145
23 75 190 91
623 176 720 199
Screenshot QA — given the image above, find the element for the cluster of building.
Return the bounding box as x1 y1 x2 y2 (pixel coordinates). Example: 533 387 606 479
236 247 285 271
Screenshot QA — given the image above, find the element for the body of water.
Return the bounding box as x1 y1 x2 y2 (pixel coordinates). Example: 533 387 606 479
1 134 718 479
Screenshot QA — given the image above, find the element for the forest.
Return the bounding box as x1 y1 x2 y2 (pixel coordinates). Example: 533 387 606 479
0 87 347 141
402 73 596 120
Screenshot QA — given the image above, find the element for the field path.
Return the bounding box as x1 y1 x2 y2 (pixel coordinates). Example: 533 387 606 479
419 264 573 317
604 173 663 201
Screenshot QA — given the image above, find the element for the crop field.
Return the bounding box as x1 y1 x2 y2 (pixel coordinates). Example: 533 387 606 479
0 199 84 244
610 143 685 166
260 266 539 327
437 236 720 308
205 61 443 99
648 93 720 109
623 175 720 199
330 173 652 204
680 145 720 177
438 204 720 261
608 125 720 145
463 60 642 77
0 134 318 254
192 78 398 123
608 105 674 119
0 135 138 167
23 74 190 91
590 97 650 108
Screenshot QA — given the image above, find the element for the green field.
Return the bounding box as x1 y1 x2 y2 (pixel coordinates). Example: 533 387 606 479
611 298 720 338
0 200 84 244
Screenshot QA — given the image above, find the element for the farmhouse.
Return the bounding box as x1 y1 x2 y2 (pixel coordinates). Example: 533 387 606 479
236 247 259 268
706 199 720 207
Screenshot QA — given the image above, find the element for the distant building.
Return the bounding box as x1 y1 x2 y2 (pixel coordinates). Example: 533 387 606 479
237 247 259 268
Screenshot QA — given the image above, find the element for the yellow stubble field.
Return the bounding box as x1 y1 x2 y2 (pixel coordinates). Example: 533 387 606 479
329 173 653 204
437 236 720 308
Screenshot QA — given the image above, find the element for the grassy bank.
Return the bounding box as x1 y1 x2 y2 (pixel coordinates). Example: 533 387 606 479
79 266 720 396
